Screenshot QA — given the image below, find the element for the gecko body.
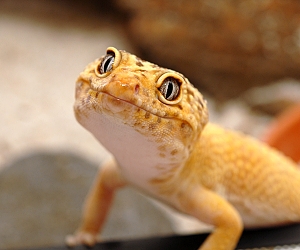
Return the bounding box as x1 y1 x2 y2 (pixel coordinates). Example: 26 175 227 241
67 47 300 250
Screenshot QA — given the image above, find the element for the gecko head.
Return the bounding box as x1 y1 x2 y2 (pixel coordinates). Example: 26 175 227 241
74 47 208 156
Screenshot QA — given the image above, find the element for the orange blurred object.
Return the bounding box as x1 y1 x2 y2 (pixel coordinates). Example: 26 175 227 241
263 103 300 163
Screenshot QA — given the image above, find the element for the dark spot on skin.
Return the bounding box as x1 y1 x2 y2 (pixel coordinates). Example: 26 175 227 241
181 123 186 128
145 112 150 119
178 105 183 110
134 75 140 81
86 95 91 103
134 121 141 126
152 100 156 105
137 69 147 73
159 153 166 158
173 111 179 117
171 149 178 155
157 117 162 123
199 100 204 108
149 123 157 131
136 60 144 67
95 92 99 98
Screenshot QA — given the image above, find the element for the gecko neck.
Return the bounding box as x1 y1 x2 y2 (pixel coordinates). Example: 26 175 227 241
82 112 189 190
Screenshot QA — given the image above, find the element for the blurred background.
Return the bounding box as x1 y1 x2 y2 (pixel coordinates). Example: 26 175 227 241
1 0 300 249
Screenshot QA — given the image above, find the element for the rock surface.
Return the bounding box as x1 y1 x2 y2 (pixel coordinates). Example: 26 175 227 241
0 152 173 249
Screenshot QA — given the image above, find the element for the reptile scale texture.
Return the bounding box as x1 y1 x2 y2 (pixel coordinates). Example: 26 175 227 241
66 47 300 250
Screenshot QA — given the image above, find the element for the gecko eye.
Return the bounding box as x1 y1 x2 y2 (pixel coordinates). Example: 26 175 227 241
98 53 115 74
159 77 180 101
95 47 121 78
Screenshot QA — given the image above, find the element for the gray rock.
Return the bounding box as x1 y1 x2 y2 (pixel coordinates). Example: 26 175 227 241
0 152 173 249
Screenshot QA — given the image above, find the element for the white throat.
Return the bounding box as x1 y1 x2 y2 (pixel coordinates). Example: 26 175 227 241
81 110 185 190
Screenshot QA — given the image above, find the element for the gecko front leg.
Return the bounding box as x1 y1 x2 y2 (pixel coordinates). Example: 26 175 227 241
177 186 243 250
66 158 127 247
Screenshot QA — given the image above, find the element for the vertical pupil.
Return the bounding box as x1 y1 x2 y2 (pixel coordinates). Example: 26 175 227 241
166 81 173 99
104 56 113 72
158 77 180 102
100 54 115 74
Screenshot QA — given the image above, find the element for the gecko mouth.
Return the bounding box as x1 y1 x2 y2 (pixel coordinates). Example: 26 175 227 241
94 90 167 119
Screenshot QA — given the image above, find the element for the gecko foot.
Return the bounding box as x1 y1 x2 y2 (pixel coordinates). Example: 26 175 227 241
65 231 99 248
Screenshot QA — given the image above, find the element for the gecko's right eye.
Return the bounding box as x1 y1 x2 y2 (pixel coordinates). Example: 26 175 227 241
95 47 121 77
98 53 115 74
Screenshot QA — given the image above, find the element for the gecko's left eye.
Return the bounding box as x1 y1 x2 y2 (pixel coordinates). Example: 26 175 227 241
159 77 180 101
98 53 115 74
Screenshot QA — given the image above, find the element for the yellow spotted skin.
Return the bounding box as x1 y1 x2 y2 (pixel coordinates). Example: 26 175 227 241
67 47 300 250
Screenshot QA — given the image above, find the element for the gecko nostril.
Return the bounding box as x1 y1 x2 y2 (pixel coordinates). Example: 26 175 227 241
135 84 140 94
